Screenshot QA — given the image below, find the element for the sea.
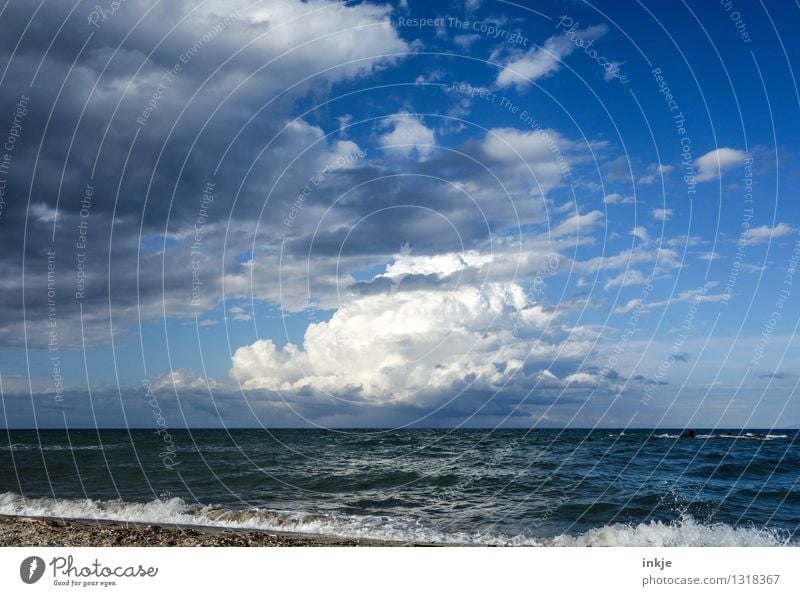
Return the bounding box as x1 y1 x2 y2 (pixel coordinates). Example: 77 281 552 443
1 429 797 546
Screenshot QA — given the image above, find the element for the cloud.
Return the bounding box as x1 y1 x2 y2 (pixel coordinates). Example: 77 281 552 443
30 204 59 224
453 33 481 49
694 148 749 182
743 223 795 246
604 269 649 291
378 112 436 160
228 306 252 321
480 127 593 194
382 250 492 279
572 244 681 276
230 247 603 404
481 127 577 163
603 193 634 205
552 210 604 237
638 163 673 185
0 0 412 349
602 61 624 82
651 208 673 221
612 282 727 314
757 371 796 380
245 0 410 85
631 226 650 242
495 25 607 89
231 281 589 402
152 368 221 392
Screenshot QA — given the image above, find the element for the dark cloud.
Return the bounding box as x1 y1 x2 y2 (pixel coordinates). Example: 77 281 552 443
0 0 416 349
757 371 796 380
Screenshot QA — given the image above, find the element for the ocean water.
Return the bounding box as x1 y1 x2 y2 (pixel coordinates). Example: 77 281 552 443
1 429 797 546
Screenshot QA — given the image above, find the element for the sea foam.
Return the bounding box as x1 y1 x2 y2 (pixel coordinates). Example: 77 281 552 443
0 492 791 546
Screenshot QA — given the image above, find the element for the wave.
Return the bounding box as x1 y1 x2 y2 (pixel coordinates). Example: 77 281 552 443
0 443 126 451
654 433 788 440
550 516 790 547
0 492 792 546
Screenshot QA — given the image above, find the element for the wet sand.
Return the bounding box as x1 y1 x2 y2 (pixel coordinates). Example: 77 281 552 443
0 514 431 547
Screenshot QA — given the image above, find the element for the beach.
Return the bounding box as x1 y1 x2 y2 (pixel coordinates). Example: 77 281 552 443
0 515 408 547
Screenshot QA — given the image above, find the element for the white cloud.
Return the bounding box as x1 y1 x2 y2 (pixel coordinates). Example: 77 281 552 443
604 269 649 291
611 298 645 315
453 33 481 49
152 368 221 392
382 250 492 279
228 306 252 321
30 203 59 223
552 210 604 238
655 247 681 269
482 127 574 163
602 61 624 82
638 163 673 185
414 69 445 84
743 223 795 246
563 372 601 386
495 25 607 89
631 226 649 242
651 208 673 221
694 147 749 182
379 112 436 160
231 282 589 401
224 252 358 313
481 127 585 194
613 282 727 314
243 0 410 87
603 193 634 205
573 244 680 275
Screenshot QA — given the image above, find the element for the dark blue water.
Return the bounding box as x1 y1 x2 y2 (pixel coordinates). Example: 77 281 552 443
1 429 798 545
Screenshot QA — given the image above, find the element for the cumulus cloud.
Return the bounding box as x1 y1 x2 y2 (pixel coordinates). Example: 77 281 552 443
572 244 681 277
612 282 727 314
638 163 673 185
244 0 410 86
694 147 749 182
378 112 436 160
152 368 221 392
481 127 591 194
651 208 673 221
228 306 252 321
603 193 634 205
232 284 570 400
231 253 595 403
631 226 650 242
603 269 649 291
743 223 795 246
0 0 412 349
30 203 59 224
552 210 604 237
495 25 607 89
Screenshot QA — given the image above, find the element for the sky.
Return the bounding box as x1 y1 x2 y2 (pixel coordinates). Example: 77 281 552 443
0 0 799 429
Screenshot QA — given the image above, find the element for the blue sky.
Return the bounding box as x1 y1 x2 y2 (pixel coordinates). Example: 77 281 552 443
0 0 798 428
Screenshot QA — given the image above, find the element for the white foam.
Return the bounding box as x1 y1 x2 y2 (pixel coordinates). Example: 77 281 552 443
0 443 124 451
654 433 788 441
0 492 792 546
551 516 789 547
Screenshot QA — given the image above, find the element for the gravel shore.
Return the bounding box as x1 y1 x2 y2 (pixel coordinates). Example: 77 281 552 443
0 515 417 547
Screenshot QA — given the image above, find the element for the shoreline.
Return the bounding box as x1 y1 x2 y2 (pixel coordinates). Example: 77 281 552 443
0 514 438 547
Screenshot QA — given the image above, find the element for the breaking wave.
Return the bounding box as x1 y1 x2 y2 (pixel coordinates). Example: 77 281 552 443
0 492 792 546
